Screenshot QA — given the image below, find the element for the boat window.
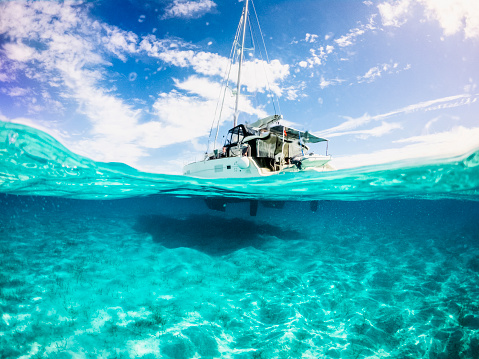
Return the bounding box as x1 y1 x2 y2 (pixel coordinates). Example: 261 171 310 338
225 126 245 146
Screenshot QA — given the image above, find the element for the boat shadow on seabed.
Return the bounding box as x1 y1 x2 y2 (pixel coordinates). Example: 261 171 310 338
134 213 303 255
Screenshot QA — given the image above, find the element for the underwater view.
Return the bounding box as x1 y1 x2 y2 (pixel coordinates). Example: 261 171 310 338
2 0 479 356
2 119 479 359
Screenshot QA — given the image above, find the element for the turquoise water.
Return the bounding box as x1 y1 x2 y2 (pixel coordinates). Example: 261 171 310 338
1 121 479 358
2 121 479 202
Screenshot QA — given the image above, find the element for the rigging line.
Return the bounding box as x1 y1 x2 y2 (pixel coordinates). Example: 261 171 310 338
298 130 304 156
208 61 232 156
246 14 260 114
214 10 243 148
234 0 249 128
250 0 282 116
208 11 244 154
214 60 234 149
248 10 277 116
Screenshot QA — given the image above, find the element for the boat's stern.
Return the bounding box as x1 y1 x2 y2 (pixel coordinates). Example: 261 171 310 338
183 157 263 178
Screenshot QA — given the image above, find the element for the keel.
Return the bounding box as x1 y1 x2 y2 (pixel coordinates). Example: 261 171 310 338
204 198 227 212
250 200 258 216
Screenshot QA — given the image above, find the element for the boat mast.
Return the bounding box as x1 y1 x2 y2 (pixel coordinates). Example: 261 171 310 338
233 0 249 127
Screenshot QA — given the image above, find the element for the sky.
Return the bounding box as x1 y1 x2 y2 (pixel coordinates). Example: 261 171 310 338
0 0 478 174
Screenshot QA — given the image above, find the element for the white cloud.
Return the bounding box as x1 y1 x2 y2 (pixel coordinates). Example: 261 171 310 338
362 121 403 137
50 61 150 164
0 2 154 165
320 76 345 89
334 16 376 48
0 57 19 82
464 78 477 93
320 113 372 136
176 75 267 118
421 0 479 39
141 37 221 70
162 0 217 19
335 29 365 47
165 50 219 71
423 116 440 134
174 75 269 115
393 93 477 113
1 87 29 97
377 0 411 27
304 33 319 43
141 36 290 96
281 82 307 101
285 88 300 101
68 74 267 163
296 46 334 69
103 27 138 62
0 2 137 74
378 0 479 39
142 76 267 148
334 126 479 169
291 35 335 70
318 93 478 137
174 75 220 99
359 66 382 83
357 62 404 83
146 89 217 145
240 59 290 96
2 42 35 62
294 32 338 72
328 121 402 139
0 6 110 94
0 73 11 82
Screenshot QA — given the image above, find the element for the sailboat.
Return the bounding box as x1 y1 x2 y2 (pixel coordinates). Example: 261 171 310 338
183 0 334 179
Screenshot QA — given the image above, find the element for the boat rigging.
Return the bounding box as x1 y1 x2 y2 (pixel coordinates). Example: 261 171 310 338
183 0 334 179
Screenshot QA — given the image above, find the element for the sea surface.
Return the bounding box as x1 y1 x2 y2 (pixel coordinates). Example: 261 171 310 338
1 121 479 358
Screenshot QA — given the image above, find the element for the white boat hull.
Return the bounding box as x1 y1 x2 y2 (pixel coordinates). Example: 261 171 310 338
292 154 331 168
183 155 334 178
183 157 262 178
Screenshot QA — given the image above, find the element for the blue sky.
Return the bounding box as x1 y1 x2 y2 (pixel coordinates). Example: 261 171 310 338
0 0 478 174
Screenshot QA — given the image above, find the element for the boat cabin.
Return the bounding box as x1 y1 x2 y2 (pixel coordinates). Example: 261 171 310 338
212 119 328 172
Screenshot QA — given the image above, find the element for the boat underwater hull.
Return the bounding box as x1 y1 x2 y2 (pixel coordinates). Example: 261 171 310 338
204 197 323 216
183 155 334 179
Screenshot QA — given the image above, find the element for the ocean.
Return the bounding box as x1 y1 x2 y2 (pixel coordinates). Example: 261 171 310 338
1 121 479 358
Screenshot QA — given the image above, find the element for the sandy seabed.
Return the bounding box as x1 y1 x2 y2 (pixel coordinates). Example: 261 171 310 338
1 196 479 358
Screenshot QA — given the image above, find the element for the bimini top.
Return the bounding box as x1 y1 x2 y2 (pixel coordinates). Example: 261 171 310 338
249 114 282 130
269 125 328 143
248 115 328 143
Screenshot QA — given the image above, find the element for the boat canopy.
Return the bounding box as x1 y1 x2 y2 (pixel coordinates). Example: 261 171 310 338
269 125 328 143
249 115 282 129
